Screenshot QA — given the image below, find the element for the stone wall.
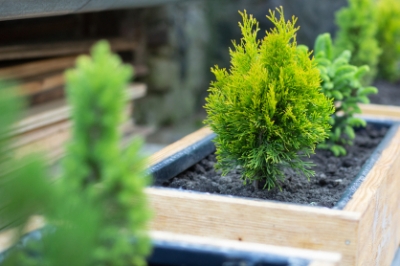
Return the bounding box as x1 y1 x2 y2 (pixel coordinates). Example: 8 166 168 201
135 0 347 127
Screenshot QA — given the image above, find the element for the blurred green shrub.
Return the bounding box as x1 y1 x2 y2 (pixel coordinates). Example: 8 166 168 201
334 0 381 85
310 33 377 156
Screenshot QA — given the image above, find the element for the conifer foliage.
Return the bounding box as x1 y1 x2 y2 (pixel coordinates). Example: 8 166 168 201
63 41 152 266
204 7 334 190
376 0 400 82
312 33 377 156
334 0 381 85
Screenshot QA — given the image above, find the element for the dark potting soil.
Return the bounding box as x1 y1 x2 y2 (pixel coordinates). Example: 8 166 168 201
370 80 400 106
162 124 387 208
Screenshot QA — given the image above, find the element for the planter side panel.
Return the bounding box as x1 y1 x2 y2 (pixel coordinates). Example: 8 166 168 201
344 126 400 265
147 188 359 266
359 103 400 120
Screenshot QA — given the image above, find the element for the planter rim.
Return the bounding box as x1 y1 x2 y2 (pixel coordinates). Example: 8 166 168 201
0 228 341 266
149 119 399 210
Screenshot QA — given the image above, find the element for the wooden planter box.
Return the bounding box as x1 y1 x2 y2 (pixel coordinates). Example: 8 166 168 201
146 120 400 266
0 219 341 266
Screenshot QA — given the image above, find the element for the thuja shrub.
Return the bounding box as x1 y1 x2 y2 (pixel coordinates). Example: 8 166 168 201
376 0 400 82
312 33 377 156
334 0 381 85
204 7 334 190
63 40 152 265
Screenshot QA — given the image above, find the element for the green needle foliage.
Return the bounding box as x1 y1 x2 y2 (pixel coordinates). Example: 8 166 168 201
376 0 400 82
334 0 381 85
63 40 152 266
312 33 377 156
1 41 152 266
0 84 52 233
0 84 100 266
204 7 334 190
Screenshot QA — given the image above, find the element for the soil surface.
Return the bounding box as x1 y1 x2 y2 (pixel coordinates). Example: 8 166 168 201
162 125 387 208
370 80 400 106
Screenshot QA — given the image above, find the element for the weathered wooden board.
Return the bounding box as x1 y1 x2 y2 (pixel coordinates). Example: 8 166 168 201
11 83 146 135
151 231 342 266
359 103 400 120
0 221 341 266
146 125 400 266
0 56 76 80
344 127 400 266
19 73 64 97
147 187 358 265
0 38 136 61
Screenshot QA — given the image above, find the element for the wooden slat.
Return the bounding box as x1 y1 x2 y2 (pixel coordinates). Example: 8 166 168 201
0 56 76 80
148 126 213 166
19 73 65 97
344 126 400 266
359 103 400 120
13 121 127 161
11 83 147 135
0 57 147 83
151 231 342 266
147 187 359 265
0 38 136 61
0 223 340 266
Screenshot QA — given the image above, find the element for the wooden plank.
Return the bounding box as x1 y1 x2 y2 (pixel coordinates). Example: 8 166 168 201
0 38 136 61
151 231 342 266
10 120 71 150
148 127 213 166
17 66 147 98
0 56 76 80
19 73 64 97
0 222 340 266
344 127 400 266
11 102 132 152
146 187 359 265
359 103 400 120
11 83 147 135
0 216 44 254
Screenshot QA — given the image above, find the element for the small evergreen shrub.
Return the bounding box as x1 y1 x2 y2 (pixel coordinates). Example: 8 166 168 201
376 0 400 82
1 41 152 266
311 33 377 156
63 40 152 266
204 7 334 190
334 0 381 85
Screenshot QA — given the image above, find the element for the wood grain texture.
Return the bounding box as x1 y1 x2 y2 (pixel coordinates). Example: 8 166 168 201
11 83 146 135
151 231 342 266
0 56 76 80
147 187 359 265
19 73 65 97
359 103 400 120
148 126 214 166
344 126 400 265
0 38 136 61
11 115 138 161
0 224 340 266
